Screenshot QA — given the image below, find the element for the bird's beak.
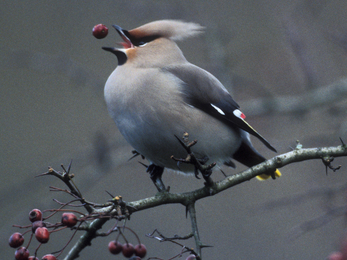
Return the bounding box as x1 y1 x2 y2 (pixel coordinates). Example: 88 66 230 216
102 25 133 66
102 47 127 66
112 25 134 49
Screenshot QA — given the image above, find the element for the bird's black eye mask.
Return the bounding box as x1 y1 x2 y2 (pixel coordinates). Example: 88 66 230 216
125 33 160 47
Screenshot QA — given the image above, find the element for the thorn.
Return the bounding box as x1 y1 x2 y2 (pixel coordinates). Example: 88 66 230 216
200 244 214 248
105 190 116 199
340 137 346 146
138 161 148 168
128 150 144 161
61 163 67 173
333 165 342 172
66 159 73 174
35 172 48 177
220 169 227 177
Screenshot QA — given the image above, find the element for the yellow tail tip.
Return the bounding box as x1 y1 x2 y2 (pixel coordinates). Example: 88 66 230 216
256 169 281 181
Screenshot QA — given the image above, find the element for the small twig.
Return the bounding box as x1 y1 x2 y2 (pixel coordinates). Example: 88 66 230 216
34 243 42 258
52 198 86 208
128 150 145 161
171 133 216 184
44 207 85 218
146 229 200 260
53 222 84 258
39 165 95 214
186 203 213 258
321 156 342 175
146 229 194 241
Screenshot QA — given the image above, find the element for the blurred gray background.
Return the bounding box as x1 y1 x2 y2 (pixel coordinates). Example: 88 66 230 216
2 1 347 259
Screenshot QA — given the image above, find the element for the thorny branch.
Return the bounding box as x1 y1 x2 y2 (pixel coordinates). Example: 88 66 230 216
40 142 347 259
146 229 201 260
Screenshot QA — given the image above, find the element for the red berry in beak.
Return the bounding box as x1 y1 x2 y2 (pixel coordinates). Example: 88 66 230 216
93 24 108 39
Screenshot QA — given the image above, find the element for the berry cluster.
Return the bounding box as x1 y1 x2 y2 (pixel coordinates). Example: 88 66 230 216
108 241 147 258
9 208 78 260
9 164 152 260
107 225 147 259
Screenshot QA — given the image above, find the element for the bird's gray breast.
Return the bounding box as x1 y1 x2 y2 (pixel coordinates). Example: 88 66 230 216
104 67 241 173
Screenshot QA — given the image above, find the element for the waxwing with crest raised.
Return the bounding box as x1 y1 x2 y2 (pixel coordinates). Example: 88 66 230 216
102 20 281 191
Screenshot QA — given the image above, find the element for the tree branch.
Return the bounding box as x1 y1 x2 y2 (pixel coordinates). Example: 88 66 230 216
127 143 347 212
186 203 202 257
64 143 347 259
63 218 108 260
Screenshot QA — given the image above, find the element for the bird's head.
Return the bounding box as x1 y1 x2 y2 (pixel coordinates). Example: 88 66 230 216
102 20 204 67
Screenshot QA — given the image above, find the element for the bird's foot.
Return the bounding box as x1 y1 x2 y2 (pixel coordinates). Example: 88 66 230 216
147 164 169 192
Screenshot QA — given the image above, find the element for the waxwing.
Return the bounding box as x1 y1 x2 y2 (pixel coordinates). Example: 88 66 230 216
102 20 281 191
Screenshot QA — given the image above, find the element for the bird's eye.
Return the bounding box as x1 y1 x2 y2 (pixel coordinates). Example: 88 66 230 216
135 35 158 47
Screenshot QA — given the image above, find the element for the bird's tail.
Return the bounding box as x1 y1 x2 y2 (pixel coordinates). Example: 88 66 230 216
232 137 281 181
256 169 281 180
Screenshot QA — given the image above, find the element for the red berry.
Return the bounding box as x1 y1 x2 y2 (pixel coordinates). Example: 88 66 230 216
93 24 108 39
134 243 147 258
32 221 46 233
9 232 24 248
61 212 78 227
35 227 50 244
108 240 123 255
122 243 134 258
15 247 29 260
28 257 39 260
29 209 43 222
186 255 197 260
42 254 57 260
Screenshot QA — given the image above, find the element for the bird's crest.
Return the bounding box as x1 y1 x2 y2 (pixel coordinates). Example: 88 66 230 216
129 20 204 42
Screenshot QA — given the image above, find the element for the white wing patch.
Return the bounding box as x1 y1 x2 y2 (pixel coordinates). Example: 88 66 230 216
233 109 246 119
211 104 225 115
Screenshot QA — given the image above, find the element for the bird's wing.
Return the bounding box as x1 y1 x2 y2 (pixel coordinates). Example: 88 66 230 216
164 63 276 152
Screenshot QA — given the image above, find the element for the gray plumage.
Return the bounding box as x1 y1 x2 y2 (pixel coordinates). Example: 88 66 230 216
102 20 280 182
